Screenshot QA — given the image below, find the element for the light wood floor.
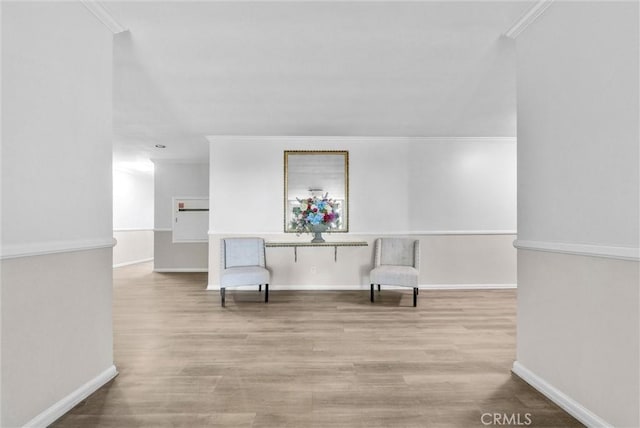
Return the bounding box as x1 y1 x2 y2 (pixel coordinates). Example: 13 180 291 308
53 262 582 428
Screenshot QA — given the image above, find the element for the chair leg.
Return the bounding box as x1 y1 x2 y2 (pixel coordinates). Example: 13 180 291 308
370 284 374 302
259 284 262 292
221 288 226 307
416 288 419 295
265 284 269 303
413 287 417 307
377 284 381 292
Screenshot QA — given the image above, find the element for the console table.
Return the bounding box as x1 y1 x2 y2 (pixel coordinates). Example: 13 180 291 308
265 241 368 262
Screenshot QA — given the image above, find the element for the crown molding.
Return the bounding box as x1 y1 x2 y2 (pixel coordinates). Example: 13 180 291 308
81 1 128 34
503 0 555 39
206 136 516 145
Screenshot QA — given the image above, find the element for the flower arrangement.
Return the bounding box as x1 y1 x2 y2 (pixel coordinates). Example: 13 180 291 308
290 193 340 234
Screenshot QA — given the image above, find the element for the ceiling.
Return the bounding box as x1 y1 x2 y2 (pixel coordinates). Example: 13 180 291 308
108 1 531 166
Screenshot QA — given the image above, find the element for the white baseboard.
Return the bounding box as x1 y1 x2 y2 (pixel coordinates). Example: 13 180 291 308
420 283 517 290
113 257 153 268
154 268 208 273
23 365 118 428
511 361 612 428
206 283 517 291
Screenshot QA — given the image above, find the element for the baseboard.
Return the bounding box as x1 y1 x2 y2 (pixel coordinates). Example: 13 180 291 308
206 283 517 291
154 268 208 273
23 365 118 428
420 283 517 290
511 361 612 428
113 257 153 268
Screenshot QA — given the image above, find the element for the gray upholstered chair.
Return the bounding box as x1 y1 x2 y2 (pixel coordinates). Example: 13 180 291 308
220 237 270 307
370 238 420 307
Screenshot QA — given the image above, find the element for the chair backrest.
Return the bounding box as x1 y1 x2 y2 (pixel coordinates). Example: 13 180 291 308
221 238 266 269
375 238 419 269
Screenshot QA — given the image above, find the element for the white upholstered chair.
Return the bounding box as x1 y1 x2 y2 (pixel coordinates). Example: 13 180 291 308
220 237 270 307
369 238 420 307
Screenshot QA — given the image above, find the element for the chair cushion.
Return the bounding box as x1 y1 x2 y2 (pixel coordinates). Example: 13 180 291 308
220 266 270 287
370 266 418 287
224 238 264 268
379 238 415 267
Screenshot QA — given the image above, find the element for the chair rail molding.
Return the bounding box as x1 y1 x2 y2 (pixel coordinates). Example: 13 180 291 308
209 230 517 236
513 239 640 261
0 238 116 260
206 283 516 291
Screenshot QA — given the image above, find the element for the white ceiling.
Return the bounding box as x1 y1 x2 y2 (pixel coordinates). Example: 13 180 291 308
109 1 531 165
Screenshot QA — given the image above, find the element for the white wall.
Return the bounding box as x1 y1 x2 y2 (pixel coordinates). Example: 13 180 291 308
517 3 639 250
409 140 517 231
113 167 154 267
113 167 154 230
210 137 516 234
153 160 209 271
1 2 115 427
208 136 517 288
514 2 639 427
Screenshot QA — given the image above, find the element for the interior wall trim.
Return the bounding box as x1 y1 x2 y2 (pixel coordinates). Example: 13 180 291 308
80 1 127 34
206 283 517 291
113 228 154 233
503 0 555 39
514 239 640 261
512 361 612 428
154 228 173 232
154 268 208 273
0 238 116 260
208 230 517 236
23 365 118 428
207 135 516 145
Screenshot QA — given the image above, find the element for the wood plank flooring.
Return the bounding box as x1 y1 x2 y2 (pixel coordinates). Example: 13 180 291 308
52 262 582 427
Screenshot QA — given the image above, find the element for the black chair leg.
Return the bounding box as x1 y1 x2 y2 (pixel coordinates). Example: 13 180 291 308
259 284 262 292
265 284 269 303
370 284 374 302
416 288 419 295
413 287 417 307
377 284 381 292
221 288 226 307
